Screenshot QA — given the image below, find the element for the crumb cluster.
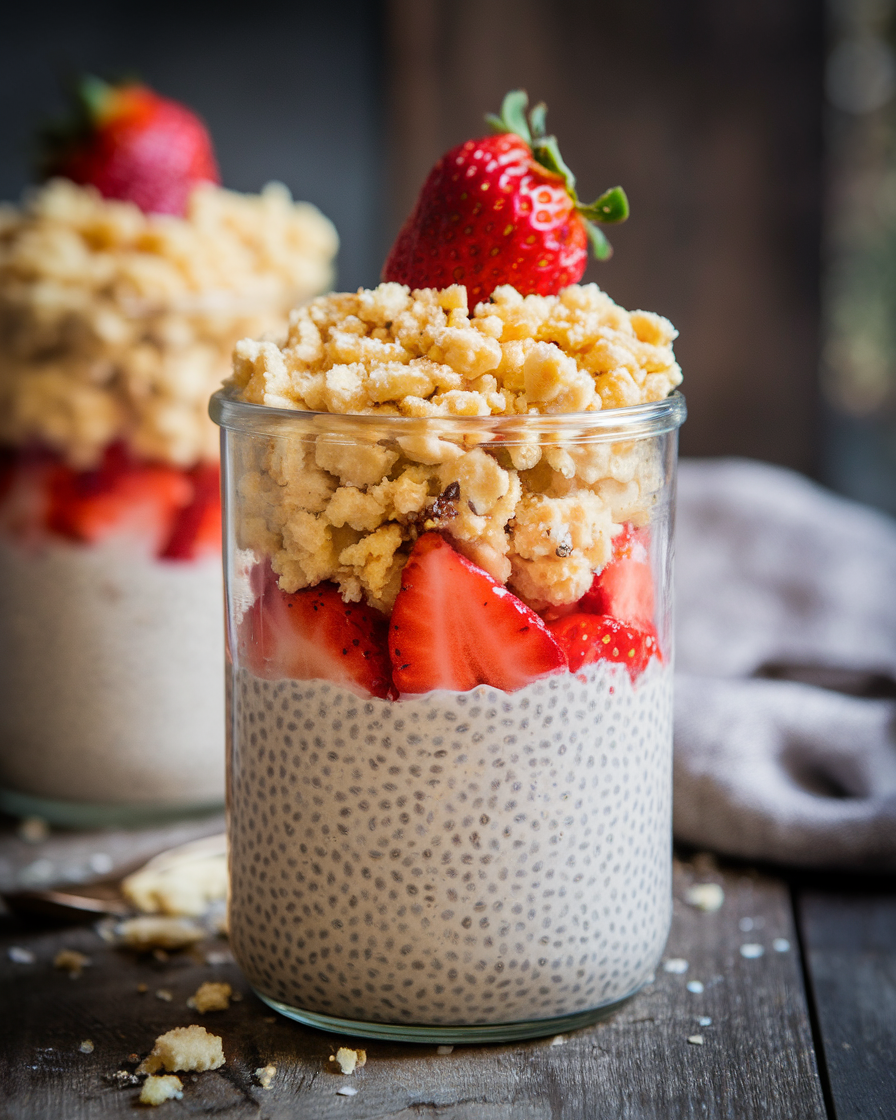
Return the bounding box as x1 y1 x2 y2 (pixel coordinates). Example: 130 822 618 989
229 282 680 609
137 1025 225 1074
0 178 337 468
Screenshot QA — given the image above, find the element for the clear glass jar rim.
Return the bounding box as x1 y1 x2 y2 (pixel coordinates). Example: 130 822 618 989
209 386 686 440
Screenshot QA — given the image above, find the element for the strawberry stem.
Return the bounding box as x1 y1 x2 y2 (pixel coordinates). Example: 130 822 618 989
485 89 630 262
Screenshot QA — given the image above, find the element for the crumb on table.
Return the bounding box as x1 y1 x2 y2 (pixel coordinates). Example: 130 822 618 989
329 1047 367 1075
117 916 205 951
53 949 90 977
139 1074 184 1105
255 1063 276 1090
137 1026 225 1074
187 981 232 1013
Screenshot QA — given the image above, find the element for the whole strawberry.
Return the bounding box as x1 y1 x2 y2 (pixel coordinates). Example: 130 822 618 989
41 76 220 217
383 90 628 301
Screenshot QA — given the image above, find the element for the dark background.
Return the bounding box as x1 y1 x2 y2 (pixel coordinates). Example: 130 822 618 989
1 0 826 474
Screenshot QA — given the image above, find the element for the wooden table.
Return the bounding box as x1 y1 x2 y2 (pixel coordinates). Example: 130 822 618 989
1 813 893 1119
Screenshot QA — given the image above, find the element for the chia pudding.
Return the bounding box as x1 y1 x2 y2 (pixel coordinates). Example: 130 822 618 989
228 660 672 1025
0 537 225 807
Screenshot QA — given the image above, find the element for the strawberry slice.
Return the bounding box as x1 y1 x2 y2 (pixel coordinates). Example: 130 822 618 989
389 532 566 695
579 524 655 628
238 567 395 700
47 443 191 553
548 613 659 681
160 463 221 560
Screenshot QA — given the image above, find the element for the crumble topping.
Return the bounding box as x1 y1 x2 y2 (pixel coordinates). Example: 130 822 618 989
228 282 679 610
0 178 337 468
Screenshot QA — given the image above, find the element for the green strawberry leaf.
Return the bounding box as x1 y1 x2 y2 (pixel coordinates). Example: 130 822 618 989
486 89 532 145
586 222 613 260
531 135 577 193
528 101 548 141
578 186 630 225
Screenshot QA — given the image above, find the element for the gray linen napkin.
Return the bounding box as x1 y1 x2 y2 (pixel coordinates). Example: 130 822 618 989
673 458 896 870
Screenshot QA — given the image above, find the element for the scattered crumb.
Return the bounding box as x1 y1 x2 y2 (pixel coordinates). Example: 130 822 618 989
842 1041 852 1050
686 980 704 994
255 1063 277 1090
187 982 232 1013
155 989 173 1002
230 992 243 1002
685 883 725 913
687 1034 705 1046
336 1086 358 1097
153 949 169 963
17 816 49 843
137 1026 225 1074
79 1040 94 1054
329 1047 367 1075
54 949 90 977
436 1045 454 1055
549 1035 567 1046
263 1016 276 1024
122 852 228 919
137 984 149 994
8 946 35 964
117 916 205 951
205 951 230 966
139 1074 184 1106
663 958 688 974
740 943 765 960
773 938 791 953
107 1070 141 1088
739 917 754 932
698 1016 712 1027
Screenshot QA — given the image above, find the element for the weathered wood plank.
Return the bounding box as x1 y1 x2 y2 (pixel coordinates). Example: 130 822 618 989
0 838 827 1120
798 891 896 1120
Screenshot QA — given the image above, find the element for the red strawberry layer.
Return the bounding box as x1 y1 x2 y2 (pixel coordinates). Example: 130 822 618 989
237 568 395 700
389 532 566 694
578 523 655 629
548 613 660 681
0 444 220 561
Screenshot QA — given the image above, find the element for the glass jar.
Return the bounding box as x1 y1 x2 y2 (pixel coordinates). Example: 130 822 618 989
0 299 286 827
212 386 686 1043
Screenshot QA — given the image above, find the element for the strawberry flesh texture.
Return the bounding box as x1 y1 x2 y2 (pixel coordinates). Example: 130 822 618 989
57 86 219 217
238 568 395 700
548 613 659 681
389 532 566 695
159 463 221 560
383 133 588 302
579 524 655 628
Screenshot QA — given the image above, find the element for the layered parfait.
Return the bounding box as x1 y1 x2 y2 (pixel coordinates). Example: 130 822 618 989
220 93 685 1036
0 78 337 820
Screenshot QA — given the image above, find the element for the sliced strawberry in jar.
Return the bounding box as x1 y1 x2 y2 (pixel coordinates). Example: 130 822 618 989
238 568 395 700
389 532 566 695
547 612 659 681
579 523 655 628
